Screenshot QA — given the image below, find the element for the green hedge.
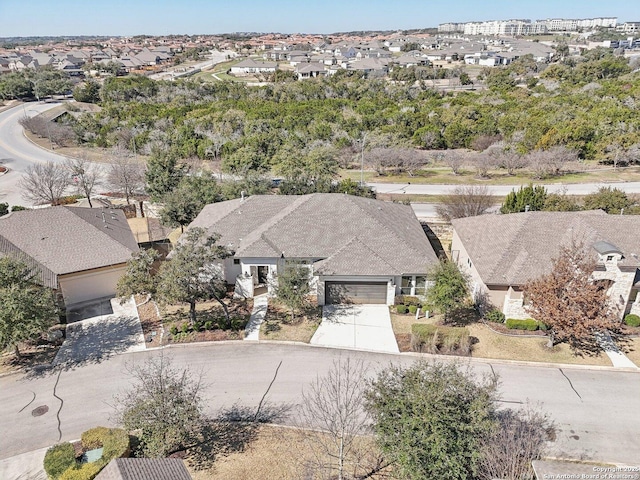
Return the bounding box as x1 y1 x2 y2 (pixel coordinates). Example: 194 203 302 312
396 305 409 314
44 443 76 480
505 318 540 331
624 314 640 327
58 462 102 480
401 296 422 307
408 305 418 314
80 427 129 461
411 323 471 355
484 309 505 323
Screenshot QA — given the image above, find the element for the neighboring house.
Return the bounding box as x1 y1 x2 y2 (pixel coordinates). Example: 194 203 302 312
451 211 640 320
0 207 139 307
188 194 439 305
296 62 327 79
95 458 192 480
229 58 278 75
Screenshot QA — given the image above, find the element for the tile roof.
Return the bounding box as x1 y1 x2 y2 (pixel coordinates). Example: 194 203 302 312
452 211 640 286
95 458 192 480
0 206 139 287
189 194 438 276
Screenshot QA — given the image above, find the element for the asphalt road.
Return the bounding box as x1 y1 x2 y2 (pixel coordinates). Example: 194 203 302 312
0 102 68 207
0 343 638 464
370 181 640 196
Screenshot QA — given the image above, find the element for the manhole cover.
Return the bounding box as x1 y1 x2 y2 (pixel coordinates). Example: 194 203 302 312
31 405 49 417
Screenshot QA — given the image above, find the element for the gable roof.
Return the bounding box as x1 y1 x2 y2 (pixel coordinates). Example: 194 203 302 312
189 194 438 276
95 458 192 480
0 207 139 288
452 211 640 286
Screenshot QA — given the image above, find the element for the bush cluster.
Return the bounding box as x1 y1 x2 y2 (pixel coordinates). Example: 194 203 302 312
395 296 423 315
45 427 130 480
484 309 506 323
44 443 76 480
505 318 543 331
410 323 471 355
624 314 640 327
170 317 246 336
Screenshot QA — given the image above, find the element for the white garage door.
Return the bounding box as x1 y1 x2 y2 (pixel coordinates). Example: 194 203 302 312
325 282 388 305
59 266 126 306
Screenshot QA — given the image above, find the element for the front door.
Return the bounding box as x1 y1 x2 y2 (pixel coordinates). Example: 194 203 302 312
257 266 269 284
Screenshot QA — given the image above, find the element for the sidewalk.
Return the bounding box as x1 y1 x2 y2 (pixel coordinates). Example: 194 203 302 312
244 294 268 341
598 332 639 369
0 446 47 480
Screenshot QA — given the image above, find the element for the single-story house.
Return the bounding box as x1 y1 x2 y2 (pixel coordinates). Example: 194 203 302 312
187 193 439 305
0 206 139 307
451 211 640 320
229 58 278 75
95 458 191 480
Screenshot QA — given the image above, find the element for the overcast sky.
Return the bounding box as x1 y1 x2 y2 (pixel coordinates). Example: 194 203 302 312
1 0 639 37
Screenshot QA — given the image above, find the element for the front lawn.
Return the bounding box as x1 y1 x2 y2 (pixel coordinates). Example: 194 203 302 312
260 301 321 343
161 298 253 344
390 309 613 366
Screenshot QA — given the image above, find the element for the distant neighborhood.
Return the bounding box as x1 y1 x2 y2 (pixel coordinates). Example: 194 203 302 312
1 15 639 83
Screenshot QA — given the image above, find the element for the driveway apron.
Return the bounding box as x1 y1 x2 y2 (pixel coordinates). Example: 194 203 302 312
311 304 399 353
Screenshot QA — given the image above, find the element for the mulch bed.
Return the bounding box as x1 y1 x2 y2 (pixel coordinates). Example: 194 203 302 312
135 295 163 347
395 334 412 353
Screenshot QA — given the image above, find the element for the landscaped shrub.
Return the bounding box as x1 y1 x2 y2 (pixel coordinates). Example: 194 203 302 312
396 305 409 314
204 320 214 330
169 325 178 336
506 318 540 331
408 305 418 314
44 442 76 480
81 427 110 450
402 296 422 307
410 323 471 355
538 322 548 331
181 322 190 334
80 426 130 462
101 428 130 460
624 314 640 327
58 462 102 480
484 309 506 323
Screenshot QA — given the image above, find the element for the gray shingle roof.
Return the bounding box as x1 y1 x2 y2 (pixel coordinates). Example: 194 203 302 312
0 207 139 288
452 211 640 286
189 194 438 276
95 458 192 480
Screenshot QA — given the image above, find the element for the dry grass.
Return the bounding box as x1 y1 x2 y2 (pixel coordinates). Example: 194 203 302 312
187 424 388 480
622 337 640 367
467 323 612 366
260 302 321 343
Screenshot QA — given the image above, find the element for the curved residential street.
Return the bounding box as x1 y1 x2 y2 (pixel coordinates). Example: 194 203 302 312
0 343 639 465
0 102 71 207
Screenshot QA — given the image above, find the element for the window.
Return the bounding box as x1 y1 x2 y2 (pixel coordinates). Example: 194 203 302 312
233 259 240 265
415 276 427 296
401 276 413 295
606 255 614 262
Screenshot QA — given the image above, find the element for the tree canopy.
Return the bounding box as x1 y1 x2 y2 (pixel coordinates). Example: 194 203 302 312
0 257 58 357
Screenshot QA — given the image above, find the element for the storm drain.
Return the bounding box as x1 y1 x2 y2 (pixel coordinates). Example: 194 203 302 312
31 405 49 417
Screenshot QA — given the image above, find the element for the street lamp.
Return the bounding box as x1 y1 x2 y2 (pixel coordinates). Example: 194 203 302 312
29 109 54 150
359 132 369 187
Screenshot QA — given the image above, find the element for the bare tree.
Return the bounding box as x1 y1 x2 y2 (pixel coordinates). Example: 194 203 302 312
486 142 528 175
297 358 387 480
65 155 100 208
18 161 70 205
471 134 502 152
106 149 146 204
527 146 578 179
471 153 495 178
479 405 554 480
442 151 465 175
436 185 496 221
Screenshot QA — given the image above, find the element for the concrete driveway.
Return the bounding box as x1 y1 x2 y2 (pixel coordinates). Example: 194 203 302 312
311 304 399 353
53 297 145 368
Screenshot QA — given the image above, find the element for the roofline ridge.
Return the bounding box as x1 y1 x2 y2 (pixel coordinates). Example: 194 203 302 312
485 213 531 283
346 195 435 261
63 206 136 252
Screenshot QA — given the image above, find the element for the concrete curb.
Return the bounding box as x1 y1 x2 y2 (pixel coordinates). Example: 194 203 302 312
139 339 640 373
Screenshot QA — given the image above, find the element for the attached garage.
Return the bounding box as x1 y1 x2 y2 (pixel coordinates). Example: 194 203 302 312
59 265 128 306
325 281 388 305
